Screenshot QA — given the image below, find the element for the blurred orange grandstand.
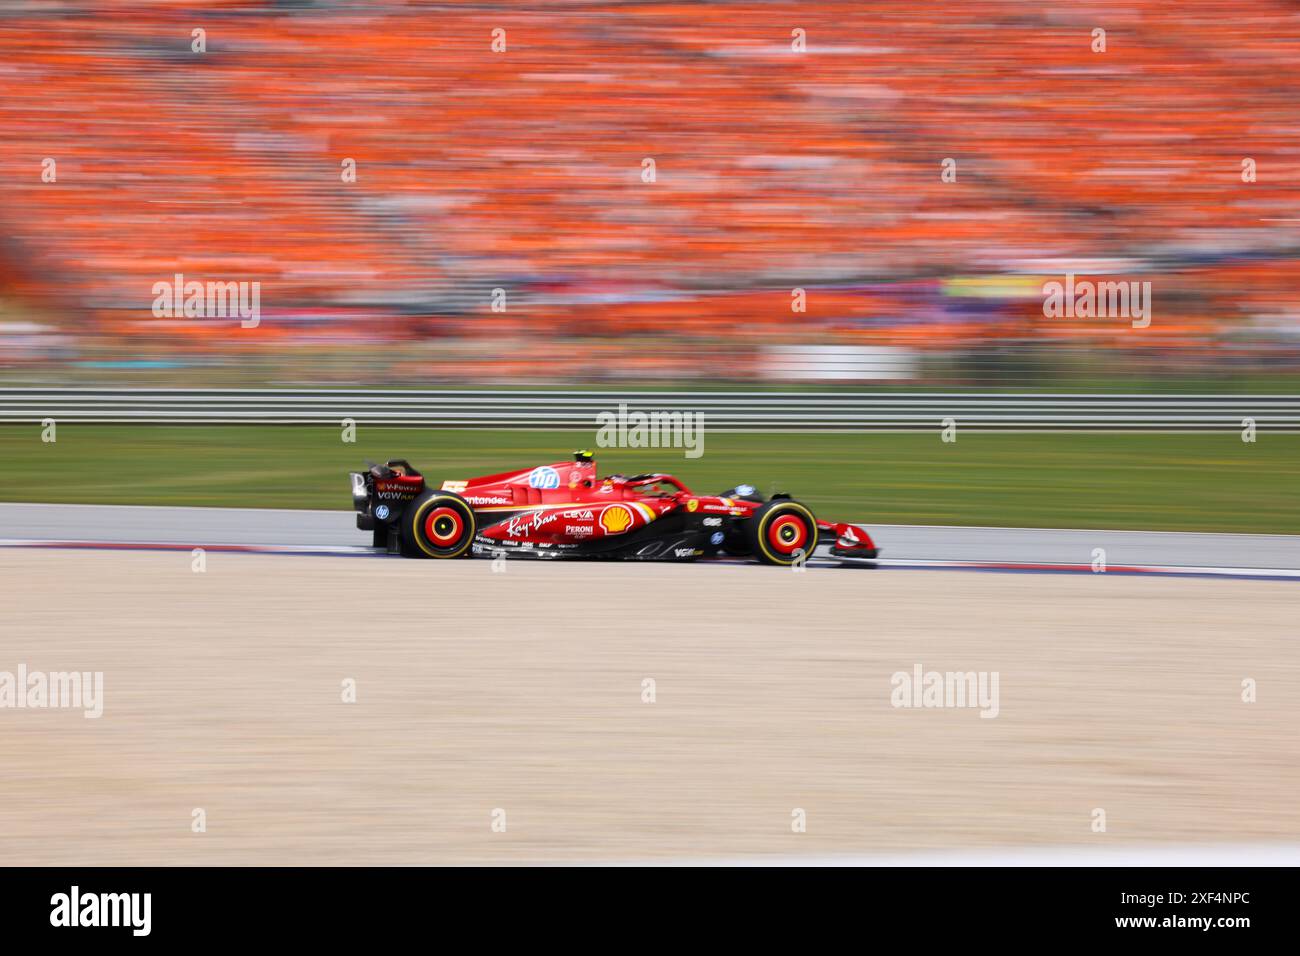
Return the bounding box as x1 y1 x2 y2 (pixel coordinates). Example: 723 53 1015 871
0 0 1297 386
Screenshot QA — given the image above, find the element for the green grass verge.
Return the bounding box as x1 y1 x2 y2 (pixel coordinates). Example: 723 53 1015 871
1 425 1296 534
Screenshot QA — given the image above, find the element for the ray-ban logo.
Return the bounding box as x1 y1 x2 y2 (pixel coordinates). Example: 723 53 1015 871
152 272 260 328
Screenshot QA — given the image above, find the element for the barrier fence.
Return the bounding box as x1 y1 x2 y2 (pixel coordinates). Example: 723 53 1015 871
3 389 1299 431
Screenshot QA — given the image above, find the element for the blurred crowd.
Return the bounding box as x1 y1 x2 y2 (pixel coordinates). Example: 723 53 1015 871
0 0 1298 385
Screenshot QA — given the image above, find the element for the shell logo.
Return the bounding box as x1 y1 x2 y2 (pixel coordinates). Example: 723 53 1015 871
599 504 635 534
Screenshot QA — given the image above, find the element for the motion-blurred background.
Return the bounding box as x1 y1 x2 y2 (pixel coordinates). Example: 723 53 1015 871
1 0 1298 389
3 5 1298 869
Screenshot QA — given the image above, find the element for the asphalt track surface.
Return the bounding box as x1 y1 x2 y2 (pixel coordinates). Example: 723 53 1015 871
5 504 1298 864
3 501 1299 572
5 548 1297 865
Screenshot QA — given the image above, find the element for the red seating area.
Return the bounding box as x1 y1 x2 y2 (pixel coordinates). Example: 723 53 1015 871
0 1 1297 382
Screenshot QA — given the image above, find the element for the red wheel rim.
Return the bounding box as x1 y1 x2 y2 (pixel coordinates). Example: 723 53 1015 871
767 514 808 555
424 506 463 545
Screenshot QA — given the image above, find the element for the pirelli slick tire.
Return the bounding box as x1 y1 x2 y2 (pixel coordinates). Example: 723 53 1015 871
746 499 818 567
400 490 476 559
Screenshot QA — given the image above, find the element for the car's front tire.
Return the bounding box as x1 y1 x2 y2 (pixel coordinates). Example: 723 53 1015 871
746 499 818 566
399 490 476 558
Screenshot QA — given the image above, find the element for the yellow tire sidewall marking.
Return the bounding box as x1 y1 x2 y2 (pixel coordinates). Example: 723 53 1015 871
755 502 817 565
412 495 476 558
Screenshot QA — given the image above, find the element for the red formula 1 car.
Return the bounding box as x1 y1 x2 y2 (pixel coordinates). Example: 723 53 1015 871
349 451 879 566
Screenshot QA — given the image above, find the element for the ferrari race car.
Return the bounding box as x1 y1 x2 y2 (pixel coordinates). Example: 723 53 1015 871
349 451 879 566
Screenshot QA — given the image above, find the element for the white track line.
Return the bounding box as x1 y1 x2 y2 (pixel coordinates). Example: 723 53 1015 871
0 538 374 556
606 843 1300 867
874 558 1300 578
2 538 1298 579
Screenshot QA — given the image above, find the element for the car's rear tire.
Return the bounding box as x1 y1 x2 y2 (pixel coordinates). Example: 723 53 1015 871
746 499 818 566
399 490 476 558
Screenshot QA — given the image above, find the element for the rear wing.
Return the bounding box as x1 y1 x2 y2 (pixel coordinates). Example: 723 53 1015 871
350 460 427 526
